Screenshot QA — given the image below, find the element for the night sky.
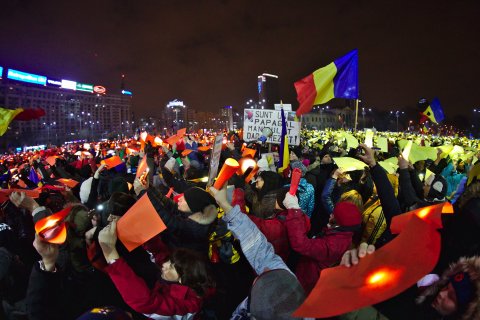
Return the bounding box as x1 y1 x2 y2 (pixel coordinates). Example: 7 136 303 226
1 0 479 119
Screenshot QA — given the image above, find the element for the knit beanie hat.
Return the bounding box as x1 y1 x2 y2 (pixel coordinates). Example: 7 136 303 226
257 158 270 172
333 201 362 227
108 176 129 195
100 192 136 227
250 269 306 320
450 272 475 310
79 165 93 179
290 160 307 177
183 187 217 213
258 171 281 193
76 306 132 320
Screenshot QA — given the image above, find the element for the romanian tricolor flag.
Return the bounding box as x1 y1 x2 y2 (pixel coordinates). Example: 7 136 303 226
295 49 359 116
0 107 23 136
278 108 290 173
420 98 444 124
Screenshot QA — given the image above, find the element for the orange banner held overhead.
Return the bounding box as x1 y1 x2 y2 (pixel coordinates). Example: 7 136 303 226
117 193 167 252
294 216 440 318
101 156 123 168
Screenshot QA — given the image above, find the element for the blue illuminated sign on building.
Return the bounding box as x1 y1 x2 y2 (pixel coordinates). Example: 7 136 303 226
121 90 132 95
0 66 3 79
7 69 47 85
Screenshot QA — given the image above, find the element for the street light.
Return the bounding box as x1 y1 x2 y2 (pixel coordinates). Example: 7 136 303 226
390 110 404 132
43 122 56 144
362 107 372 129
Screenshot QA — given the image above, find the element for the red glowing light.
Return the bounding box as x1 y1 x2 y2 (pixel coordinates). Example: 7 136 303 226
365 268 399 287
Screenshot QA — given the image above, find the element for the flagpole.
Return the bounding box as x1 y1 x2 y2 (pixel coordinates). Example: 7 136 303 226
354 99 359 131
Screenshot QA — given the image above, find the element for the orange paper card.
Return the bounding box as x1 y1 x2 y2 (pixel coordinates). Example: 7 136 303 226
294 216 440 318
34 207 71 244
45 156 58 166
0 188 41 202
197 146 211 152
181 149 193 157
57 178 80 188
135 157 148 179
177 128 187 138
242 147 256 158
117 193 167 252
101 156 123 168
165 135 182 146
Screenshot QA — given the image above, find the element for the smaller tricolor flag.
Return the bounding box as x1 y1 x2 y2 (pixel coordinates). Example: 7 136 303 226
29 167 40 185
295 49 359 116
278 108 290 173
420 98 444 124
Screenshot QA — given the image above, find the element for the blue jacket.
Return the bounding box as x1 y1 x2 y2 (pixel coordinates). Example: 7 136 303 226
285 178 315 217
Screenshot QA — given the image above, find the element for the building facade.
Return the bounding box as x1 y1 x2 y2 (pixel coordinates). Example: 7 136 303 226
0 66 133 148
302 107 355 130
165 99 187 131
257 73 280 109
220 106 234 131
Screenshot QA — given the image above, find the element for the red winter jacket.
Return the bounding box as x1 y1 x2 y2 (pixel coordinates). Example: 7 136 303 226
106 258 203 319
285 209 353 294
232 188 291 262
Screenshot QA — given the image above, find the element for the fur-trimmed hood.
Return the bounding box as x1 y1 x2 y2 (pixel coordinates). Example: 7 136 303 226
188 204 218 225
416 256 480 320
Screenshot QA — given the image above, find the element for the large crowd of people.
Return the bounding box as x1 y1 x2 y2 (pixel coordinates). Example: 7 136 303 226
0 128 479 319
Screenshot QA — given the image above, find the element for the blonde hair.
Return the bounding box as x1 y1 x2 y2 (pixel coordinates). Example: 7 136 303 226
339 190 364 212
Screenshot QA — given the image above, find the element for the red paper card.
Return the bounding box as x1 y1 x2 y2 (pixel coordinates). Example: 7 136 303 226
294 216 440 318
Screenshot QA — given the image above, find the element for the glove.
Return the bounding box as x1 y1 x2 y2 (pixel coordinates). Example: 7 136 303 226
283 192 300 210
133 178 146 196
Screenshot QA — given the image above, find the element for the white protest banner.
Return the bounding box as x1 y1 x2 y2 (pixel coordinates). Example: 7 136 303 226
207 135 224 187
243 108 301 146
